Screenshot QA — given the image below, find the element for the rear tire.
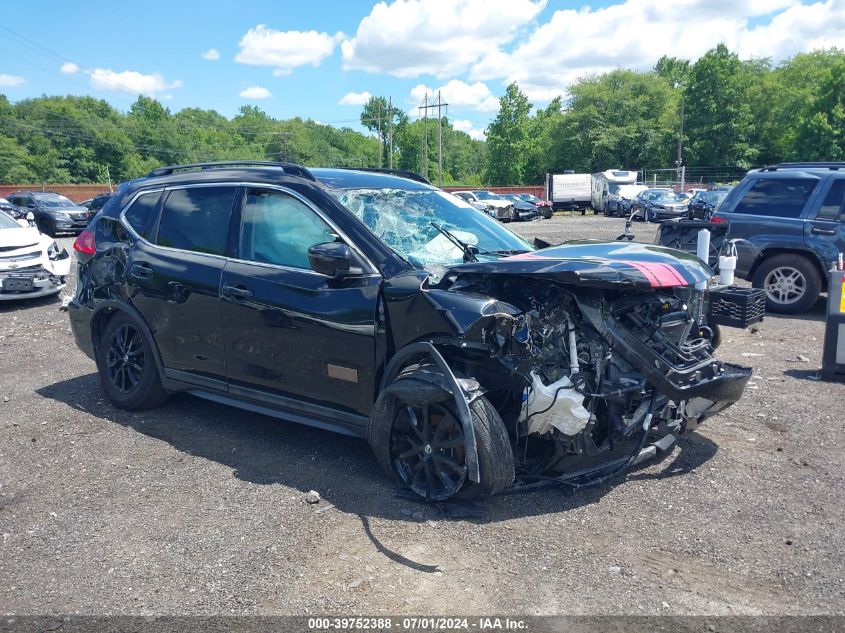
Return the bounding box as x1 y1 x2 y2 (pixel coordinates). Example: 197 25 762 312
368 374 514 500
752 254 821 314
96 312 168 410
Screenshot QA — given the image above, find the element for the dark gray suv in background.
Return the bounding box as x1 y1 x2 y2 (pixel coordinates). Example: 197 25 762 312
712 163 845 313
6 191 92 236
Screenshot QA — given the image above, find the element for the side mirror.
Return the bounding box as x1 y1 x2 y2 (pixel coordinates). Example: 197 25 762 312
308 241 356 277
26 203 36 209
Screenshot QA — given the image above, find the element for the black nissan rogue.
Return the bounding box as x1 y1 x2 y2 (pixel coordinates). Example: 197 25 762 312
68 161 750 500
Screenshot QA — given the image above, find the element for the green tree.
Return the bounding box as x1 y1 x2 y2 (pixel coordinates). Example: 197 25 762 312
684 44 760 168
360 96 407 167
794 54 845 160
486 83 532 185
546 69 678 173
655 55 691 88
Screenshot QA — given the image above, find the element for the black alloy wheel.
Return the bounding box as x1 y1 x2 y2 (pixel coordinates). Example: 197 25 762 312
106 323 146 393
390 401 467 501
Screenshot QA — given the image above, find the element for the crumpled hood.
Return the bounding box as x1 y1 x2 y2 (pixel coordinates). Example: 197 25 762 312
446 240 713 290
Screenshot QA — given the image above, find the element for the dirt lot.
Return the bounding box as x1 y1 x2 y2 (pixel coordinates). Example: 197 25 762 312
1 214 843 616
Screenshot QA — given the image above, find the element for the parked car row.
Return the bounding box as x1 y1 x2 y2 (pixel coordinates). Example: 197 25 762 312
451 190 552 222
602 185 735 223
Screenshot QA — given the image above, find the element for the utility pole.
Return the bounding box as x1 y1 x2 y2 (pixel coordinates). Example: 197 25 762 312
417 92 449 185
276 132 293 162
420 94 428 179
377 107 383 169
437 90 443 187
676 95 685 190
387 97 393 170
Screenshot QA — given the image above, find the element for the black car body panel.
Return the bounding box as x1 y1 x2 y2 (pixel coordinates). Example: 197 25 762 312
68 162 751 499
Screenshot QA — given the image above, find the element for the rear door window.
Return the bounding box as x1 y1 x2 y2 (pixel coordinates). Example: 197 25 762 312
156 186 237 256
816 180 845 222
732 178 818 218
124 191 162 239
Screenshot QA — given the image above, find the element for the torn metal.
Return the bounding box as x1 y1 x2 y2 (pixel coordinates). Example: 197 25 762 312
381 239 751 489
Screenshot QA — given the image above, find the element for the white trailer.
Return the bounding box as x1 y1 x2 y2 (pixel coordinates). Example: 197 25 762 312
590 169 640 214
546 172 592 213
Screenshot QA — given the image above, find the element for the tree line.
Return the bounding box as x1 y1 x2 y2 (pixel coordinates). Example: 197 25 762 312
0 44 842 187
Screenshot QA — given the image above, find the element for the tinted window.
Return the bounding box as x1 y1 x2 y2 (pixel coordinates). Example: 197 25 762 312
156 186 236 256
733 178 818 218
239 189 335 270
124 191 161 239
817 180 845 222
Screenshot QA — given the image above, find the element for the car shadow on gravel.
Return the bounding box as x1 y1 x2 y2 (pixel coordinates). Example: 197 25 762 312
37 373 718 527
0 293 62 314
764 299 827 323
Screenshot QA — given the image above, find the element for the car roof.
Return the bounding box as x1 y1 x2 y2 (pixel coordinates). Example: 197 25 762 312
756 162 845 174
310 168 434 191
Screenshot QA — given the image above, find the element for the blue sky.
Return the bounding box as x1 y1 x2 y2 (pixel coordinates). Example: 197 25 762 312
1 0 842 140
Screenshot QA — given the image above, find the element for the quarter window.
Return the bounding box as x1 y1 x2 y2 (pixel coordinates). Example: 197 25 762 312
733 178 818 218
817 180 845 222
124 191 161 239
156 187 236 256
239 189 336 270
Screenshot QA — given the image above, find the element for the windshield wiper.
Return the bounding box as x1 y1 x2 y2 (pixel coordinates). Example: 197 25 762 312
429 223 524 262
430 222 481 262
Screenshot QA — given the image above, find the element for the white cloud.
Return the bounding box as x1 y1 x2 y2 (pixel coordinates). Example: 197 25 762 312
89 68 182 96
341 0 548 78
452 119 486 141
201 48 220 61
239 85 272 99
0 74 25 87
236 24 343 76
470 0 845 101
339 91 372 106
410 79 499 113
60 62 79 75
737 0 845 60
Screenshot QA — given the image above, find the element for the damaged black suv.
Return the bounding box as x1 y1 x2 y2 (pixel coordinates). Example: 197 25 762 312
68 161 751 501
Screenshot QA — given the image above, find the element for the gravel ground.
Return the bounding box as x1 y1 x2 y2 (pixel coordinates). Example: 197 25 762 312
1 215 843 616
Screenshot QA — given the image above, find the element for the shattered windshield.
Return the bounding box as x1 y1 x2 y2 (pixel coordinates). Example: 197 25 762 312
333 188 533 271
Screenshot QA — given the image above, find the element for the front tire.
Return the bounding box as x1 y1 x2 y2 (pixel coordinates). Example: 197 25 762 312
368 374 514 500
752 254 821 314
96 313 168 410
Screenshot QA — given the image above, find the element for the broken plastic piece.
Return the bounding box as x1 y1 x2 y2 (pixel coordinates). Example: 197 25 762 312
520 372 590 436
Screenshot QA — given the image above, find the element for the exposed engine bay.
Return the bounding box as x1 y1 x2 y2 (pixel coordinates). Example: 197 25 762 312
440 275 751 486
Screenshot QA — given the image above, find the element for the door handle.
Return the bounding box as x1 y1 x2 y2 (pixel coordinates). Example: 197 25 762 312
811 227 836 236
222 284 254 300
129 262 154 279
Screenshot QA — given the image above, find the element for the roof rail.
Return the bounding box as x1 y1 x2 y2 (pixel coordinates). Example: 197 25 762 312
337 167 432 185
760 162 845 172
147 161 317 181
